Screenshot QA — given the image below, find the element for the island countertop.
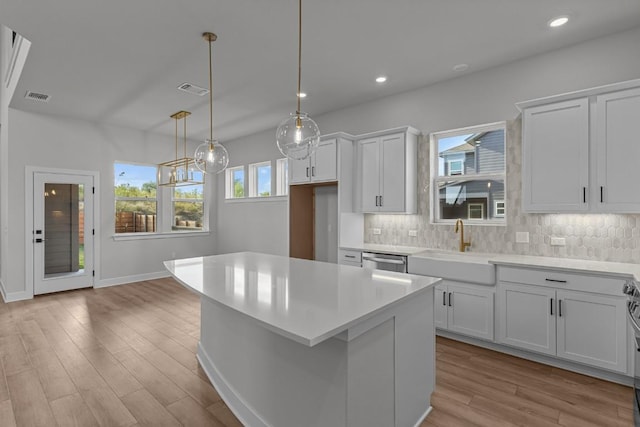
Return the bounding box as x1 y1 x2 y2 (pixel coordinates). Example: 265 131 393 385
164 251 440 346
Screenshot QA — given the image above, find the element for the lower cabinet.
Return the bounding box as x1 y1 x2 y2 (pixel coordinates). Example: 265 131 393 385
497 281 627 374
435 281 494 341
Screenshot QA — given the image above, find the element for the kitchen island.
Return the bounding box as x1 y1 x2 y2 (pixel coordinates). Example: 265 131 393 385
164 252 440 427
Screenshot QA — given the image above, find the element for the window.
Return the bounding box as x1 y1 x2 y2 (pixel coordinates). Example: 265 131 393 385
114 162 207 235
225 166 245 199
114 163 157 233
249 161 272 197
430 122 506 224
276 158 288 196
173 179 204 230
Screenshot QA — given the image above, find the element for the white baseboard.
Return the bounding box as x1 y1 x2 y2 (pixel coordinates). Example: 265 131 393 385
0 284 33 303
95 271 170 288
414 406 433 427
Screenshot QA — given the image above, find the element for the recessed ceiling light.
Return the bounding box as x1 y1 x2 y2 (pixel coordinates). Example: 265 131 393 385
452 64 469 72
375 76 387 83
548 16 569 28
297 92 307 98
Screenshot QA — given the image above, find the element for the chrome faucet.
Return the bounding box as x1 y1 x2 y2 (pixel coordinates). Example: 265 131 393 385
454 219 471 252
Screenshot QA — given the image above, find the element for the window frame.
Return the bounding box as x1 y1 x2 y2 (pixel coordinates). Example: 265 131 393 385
467 203 484 220
225 165 246 199
494 200 506 217
248 161 273 198
430 121 506 226
172 183 205 231
113 161 209 238
276 158 289 196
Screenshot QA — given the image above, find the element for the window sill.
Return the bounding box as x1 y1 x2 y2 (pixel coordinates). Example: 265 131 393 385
431 220 507 227
112 230 211 241
224 196 287 204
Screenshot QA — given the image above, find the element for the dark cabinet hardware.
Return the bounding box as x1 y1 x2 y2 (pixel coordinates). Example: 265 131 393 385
559 300 563 317
550 298 554 316
545 278 567 283
448 292 452 307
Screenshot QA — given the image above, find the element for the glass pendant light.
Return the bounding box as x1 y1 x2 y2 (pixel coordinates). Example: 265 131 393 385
195 32 229 174
276 0 320 160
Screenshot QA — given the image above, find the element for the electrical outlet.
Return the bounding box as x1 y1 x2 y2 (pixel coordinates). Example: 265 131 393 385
515 232 529 243
408 230 418 237
372 228 382 235
550 237 566 246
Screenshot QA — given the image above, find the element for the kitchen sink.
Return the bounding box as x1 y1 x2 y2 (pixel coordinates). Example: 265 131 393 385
407 249 496 285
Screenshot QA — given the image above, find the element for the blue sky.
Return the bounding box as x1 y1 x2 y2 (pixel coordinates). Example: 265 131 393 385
258 165 271 195
114 163 156 189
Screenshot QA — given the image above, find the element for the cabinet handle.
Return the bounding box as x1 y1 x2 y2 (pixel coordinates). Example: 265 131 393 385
558 300 563 317
545 278 567 283
448 292 452 307
442 291 446 306
550 298 554 316
311 166 315 177
583 187 586 203
306 167 309 178
345 255 356 259
600 186 603 203
379 195 383 206
376 196 380 206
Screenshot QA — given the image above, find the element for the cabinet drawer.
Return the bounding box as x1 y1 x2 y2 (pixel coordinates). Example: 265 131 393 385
339 249 362 264
498 266 624 296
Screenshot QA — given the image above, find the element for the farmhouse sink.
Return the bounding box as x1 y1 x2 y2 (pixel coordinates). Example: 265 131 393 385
407 249 496 285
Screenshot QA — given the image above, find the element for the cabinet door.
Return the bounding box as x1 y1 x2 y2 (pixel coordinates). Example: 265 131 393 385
447 283 494 341
290 158 310 184
434 284 448 330
556 290 627 373
497 283 556 356
595 87 640 212
379 133 406 212
522 98 589 212
312 138 337 182
359 137 381 212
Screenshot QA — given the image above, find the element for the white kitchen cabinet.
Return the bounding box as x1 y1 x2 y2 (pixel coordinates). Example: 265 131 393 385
338 249 362 267
357 127 418 213
595 87 640 212
434 281 494 341
521 98 589 212
290 137 337 184
496 266 628 374
518 79 640 213
497 282 557 356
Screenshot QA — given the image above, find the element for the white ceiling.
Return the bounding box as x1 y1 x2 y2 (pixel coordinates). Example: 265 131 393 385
2 0 640 143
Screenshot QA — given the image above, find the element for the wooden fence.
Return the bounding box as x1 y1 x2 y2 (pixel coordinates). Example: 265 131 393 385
115 212 157 233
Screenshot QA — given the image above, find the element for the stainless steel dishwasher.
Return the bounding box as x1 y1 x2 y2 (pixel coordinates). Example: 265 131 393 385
362 252 408 273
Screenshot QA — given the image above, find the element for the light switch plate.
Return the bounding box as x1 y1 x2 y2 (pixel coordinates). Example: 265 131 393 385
408 230 418 237
515 232 529 243
372 228 382 235
550 237 566 246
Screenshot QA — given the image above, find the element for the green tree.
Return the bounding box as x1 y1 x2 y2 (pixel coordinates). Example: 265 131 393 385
234 179 244 197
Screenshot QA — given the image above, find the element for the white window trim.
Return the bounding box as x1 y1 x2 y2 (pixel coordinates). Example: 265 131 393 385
494 200 506 217
113 161 209 238
429 121 506 226
225 165 246 199
249 161 273 198
276 158 289 196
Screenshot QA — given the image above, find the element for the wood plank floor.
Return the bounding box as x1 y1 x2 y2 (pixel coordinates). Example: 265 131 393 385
0 278 633 426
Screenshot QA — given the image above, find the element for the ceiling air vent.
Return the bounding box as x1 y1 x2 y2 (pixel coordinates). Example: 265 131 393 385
25 91 51 103
177 82 209 96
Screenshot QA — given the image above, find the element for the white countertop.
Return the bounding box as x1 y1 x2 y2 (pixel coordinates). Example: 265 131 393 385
487 254 640 281
164 252 441 346
341 243 428 256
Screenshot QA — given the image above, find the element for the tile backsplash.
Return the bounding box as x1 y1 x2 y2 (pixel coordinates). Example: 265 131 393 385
364 119 640 263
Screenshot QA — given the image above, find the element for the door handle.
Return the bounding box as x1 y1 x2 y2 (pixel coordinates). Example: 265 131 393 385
442 291 446 306
448 292 452 307
379 195 383 206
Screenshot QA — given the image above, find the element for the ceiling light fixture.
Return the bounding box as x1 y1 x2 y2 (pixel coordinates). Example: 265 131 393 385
194 32 229 174
548 16 569 28
375 76 387 83
158 111 204 187
275 0 320 161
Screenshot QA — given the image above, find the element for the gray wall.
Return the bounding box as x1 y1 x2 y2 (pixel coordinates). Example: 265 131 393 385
5 109 217 298
217 26 640 258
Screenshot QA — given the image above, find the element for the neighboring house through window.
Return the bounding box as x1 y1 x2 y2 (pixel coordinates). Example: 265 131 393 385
431 122 506 223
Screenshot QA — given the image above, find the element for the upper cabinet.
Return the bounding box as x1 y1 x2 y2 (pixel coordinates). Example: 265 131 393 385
518 79 640 213
290 137 338 184
356 127 419 213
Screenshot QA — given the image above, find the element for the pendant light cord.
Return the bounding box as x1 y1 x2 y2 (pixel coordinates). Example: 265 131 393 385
296 0 302 116
208 37 214 142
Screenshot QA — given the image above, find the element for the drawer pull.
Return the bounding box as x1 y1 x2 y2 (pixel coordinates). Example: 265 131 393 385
545 278 567 284
344 255 356 259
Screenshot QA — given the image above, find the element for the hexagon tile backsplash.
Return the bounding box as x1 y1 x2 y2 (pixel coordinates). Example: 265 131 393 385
364 119 640 263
